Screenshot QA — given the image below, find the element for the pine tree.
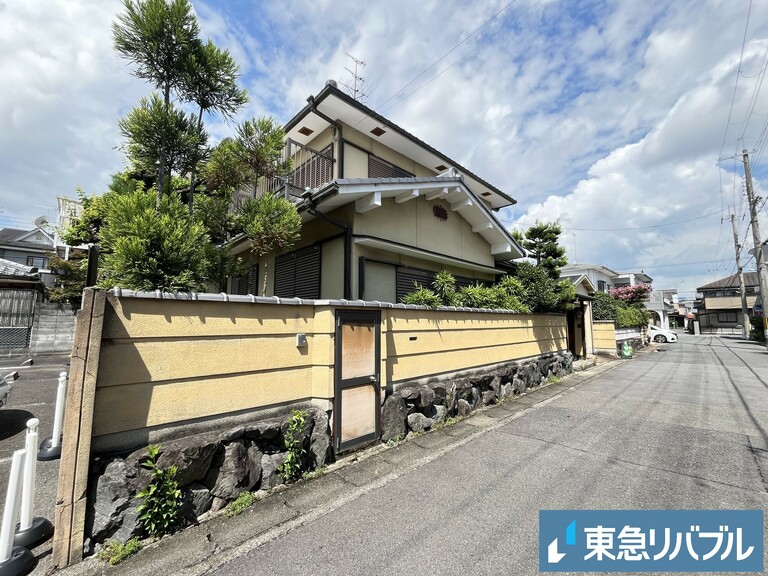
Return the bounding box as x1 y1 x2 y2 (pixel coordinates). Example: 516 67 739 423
113 0 201 203
517 221 568 279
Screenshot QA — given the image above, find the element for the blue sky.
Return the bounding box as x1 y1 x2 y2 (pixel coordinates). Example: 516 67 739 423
1 0 767 295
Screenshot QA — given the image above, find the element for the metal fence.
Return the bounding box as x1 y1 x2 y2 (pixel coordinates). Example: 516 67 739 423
0 289 36 348
231 139 335 210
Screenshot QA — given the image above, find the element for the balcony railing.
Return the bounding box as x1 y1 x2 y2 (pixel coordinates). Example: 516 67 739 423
232 139 335 210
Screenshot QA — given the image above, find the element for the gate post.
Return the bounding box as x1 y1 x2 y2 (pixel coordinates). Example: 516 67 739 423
52 289 106 568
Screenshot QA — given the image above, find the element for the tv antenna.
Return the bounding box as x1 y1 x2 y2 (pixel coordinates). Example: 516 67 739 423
341 53 368 103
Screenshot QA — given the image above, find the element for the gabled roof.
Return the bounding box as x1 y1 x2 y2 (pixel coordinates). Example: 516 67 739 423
697 272 759 291
561 273 597 299
284 82 516 210
0 227 54 251
299 174 525 261
560 263 620 278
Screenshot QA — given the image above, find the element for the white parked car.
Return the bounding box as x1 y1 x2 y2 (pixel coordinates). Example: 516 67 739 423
648 325 678 343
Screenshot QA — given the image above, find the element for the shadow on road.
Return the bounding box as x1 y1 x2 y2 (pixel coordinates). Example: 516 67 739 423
0 409 35 441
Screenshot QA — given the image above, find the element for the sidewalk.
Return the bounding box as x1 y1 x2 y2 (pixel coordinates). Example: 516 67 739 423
57 356 625 576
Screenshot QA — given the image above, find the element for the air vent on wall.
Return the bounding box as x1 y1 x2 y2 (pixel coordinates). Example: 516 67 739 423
370 127 386 137
298 126 314 136
481 192 492 197
435 164 448 171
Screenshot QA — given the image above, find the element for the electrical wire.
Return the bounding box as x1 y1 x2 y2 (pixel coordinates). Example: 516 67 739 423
718 0 753 159
378 0 544 116
374 0 522 113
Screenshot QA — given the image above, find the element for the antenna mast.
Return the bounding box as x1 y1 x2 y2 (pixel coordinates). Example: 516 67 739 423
341 53 368 102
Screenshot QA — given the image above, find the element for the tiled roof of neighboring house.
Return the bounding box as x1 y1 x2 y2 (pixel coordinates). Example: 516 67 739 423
0 227 54 251
697 272 759 291
560 274 584 283
561 263 620 277
0 257 37 277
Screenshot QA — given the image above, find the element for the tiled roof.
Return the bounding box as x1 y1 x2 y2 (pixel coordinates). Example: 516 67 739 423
697 272 759 291
0 227 53 251
0 257 36 277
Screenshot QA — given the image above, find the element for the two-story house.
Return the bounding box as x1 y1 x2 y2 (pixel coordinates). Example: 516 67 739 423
228 81 525 301
696 272 759 331
0 226 55 282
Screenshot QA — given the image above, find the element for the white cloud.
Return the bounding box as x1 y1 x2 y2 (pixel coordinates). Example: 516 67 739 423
0 0 147 226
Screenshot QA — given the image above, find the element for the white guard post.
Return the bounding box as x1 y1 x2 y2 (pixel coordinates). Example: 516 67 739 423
38 372 67 461
0 449 34 576
13 419 54 550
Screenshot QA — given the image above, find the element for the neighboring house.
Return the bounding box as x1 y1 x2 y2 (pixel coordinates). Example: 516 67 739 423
560 263 680 328
229 81 525 301
647 288 682 330
0 226 55 286
614 271 652 288
559 263 620 294
696 272 759 331
0 257 45 349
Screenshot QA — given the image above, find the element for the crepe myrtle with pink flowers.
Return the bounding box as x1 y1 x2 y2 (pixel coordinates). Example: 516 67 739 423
609 283 652 306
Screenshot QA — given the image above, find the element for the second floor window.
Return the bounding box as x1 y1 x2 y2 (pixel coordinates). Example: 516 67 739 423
26 256 47 268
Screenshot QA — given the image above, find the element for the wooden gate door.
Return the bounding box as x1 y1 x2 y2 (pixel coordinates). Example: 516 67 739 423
334 310 381 452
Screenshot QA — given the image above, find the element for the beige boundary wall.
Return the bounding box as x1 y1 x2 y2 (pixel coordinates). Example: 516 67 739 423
54 288 566 567
593 320 617 354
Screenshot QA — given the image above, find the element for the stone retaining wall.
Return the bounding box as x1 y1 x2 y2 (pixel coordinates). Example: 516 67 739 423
85 407 332 553
382 351 573 441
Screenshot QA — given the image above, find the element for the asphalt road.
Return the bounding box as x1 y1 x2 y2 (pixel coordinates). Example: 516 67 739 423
0 352 70 571
210 333 768 575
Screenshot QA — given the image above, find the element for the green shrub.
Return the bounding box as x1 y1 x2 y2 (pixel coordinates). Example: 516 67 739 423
592 291 618 321
749 316 765 342
432 270 457 305
99 189 211 291
278 410 309 483
401 272 530 312
615 305 650 328
98 538 143 565
401 285 443 308
136 445 182 538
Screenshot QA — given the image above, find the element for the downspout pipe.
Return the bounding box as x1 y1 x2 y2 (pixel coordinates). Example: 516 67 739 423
306 95 344 179
307 200 352 300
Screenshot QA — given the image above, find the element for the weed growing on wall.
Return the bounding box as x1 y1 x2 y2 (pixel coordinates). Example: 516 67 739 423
136 445 182 538
224 491 256 517
98 538 143 565
278 409 309 483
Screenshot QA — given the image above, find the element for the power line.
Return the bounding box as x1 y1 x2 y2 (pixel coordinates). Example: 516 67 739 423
374 0 522 113
379 0 544 116
718 0 753 159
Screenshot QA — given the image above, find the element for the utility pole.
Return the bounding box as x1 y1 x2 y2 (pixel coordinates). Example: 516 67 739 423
730 213 751 339
743 148 768 348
